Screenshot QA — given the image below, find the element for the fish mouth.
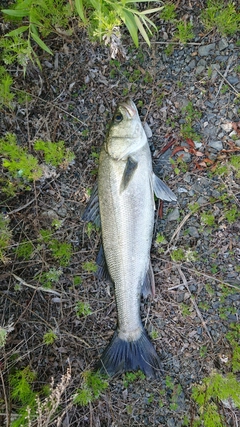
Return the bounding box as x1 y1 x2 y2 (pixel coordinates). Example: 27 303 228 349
120 98 137 118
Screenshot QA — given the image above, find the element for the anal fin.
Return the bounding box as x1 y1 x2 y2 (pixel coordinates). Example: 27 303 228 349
142 262 155 298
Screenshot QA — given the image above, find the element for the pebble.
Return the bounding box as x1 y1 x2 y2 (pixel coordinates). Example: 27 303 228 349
167 208 180 221
218 38 228 51
208 140 223 151
188 226 199 238
143 122 152 138
195 65 205 75
198 43 216 56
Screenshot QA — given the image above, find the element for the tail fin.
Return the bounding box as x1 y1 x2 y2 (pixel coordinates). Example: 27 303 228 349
97 329 162 378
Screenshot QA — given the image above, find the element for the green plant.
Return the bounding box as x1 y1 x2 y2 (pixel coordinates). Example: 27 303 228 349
180 101 201 140
75 0 164 47
170 248 185 262
156 233 167 245
34 140 75 167
49 240 72 266
230 154 240 178
75 301 92 317
0 133 42 181
220 84 229 94
201 212 215 226
201 0 240 36
192 371 240 427
1 0 72 70
175 21 194 43
0 213 12 263
74 371 108 406
15 239 34 260
226 324 240 373
224 204 238 223
37 268 62 289
123 370 145 388
160 2 176 22
73 276 82 286
181 302 191 317
165 375 174 390
0 328 7 348
82 261 97 273
150 328 159 339
10 366 37 426
43 329 57 345
0 66 14 108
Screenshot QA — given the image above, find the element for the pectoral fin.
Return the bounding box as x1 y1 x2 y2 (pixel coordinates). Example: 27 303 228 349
82 183 101 227
121 156 138 192
152 173 177 202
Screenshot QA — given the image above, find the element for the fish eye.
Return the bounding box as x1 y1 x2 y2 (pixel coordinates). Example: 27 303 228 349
114 112 123 123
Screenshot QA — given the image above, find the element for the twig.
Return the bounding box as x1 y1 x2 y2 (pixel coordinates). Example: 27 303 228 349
12 273 62 296
176 266 213 342
6 194 40 215
215 57 239 97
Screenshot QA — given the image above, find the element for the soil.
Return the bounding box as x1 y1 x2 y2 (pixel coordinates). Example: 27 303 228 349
0 1 240 426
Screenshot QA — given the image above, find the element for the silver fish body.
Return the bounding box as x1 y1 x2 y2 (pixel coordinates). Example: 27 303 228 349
83 99 176 377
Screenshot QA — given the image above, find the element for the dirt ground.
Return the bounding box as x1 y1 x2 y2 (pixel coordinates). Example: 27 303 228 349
0 1 240 426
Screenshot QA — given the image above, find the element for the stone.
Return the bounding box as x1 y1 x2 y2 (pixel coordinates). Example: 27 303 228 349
208 140 223 151
167 208 180 221
218 38 228 51
198 43 216 56
188 226 199 238
195 65 205 75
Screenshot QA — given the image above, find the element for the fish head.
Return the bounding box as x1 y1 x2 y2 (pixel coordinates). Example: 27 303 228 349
105 98 147 161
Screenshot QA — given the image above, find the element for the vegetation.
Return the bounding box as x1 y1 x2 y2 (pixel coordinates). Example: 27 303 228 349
74 371 108 406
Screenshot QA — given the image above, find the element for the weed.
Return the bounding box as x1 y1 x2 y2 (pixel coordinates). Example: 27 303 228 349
201 0 240 36
82 261 97 273
170 248 185 262
1 0 72 70
75 301 92 317
156 233 167 245
165 375 174 390
224 204 238 223
199 345 208 358
0 133 42 181
43 330 57 345
0 213 12 263
49 240 72 266
34 140 75 167
150 328 159 340
0 323 14 347
180 101 201 141
123 370 145 388
73 276 82 286
192 371 240 427
74 371 108 406
175 21 194 44
165 43 174 56
0 66 14 108
160 2 176 22
37 268 62 289
181 303 191 317
75 0 164 48
200 212 215 226
230 154 240 178
226 324 240 373
82 129 89 137
220 84 229 94
15 240 34 260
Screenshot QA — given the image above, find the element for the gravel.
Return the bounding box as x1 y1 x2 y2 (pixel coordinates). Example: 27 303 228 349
0 3 240 427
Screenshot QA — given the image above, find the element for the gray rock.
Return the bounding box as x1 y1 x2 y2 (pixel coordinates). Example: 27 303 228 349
227 76 239 85
219 38 228 51
98 104 105 113
188 59 196 69
188 226 199 238
143 122 152 138
198 43 216 56
167 208 180 221
208 140 223 151
195 65 205 75
235 139 240 147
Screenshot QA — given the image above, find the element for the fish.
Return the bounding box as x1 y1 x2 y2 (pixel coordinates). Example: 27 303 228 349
82 98 177 378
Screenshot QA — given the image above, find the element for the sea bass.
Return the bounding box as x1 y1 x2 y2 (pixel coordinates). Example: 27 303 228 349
83 99 177 377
